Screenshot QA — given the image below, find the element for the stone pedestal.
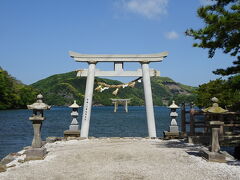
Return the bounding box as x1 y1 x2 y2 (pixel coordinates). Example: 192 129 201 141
170 124 179 133
30 118 44 148
163 131 180 139
169 113 179 133
64 130 80 137
69 115 79 131
200 121 226 162
200 149 226 163
25 147 47 161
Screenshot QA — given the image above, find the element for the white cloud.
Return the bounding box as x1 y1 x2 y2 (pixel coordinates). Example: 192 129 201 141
165 31 179 40
118 0 169 19
199 0 216 6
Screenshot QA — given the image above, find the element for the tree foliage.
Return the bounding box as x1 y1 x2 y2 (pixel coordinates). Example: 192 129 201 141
194 76 240 110
186 0 240 76
0 67 38 110
186 0 240 110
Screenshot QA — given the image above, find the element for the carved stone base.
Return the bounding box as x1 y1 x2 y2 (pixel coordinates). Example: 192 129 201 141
25 147 47 161
170 126 179 133
64 130 80 138
163 131 180 139
200 149 226 163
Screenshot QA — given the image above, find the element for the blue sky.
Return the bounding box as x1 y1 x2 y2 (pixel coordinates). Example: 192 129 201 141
0 0 233 86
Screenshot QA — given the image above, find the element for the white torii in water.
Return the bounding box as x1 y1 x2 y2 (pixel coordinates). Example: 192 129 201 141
69 51 168 138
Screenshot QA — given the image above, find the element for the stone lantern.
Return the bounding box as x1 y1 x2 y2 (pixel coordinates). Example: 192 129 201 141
169 101 180 133
26 94 50 160
201 97 228 162
163 101 180 139
64 100 80 138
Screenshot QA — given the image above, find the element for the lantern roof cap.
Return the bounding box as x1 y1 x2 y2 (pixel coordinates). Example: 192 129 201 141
27 94 51 110
169 101 179 109
69 100 80 108
202 97 228 113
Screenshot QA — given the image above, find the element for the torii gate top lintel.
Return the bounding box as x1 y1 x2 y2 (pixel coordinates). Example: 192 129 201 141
69 51 168 62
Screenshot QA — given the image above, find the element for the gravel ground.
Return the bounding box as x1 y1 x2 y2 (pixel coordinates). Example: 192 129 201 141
0 138 239 180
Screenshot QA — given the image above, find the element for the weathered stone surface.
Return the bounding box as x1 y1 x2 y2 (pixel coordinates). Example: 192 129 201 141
25 147 47 161
66 137 78 141
202 97 228 113
27 94 51 110
18 159 25 163
69 124 79 131
31 122 43 148
0 163 6 172
170 126 179 133
7 164 16 168
46 137 62 143
77 137 87 140
163 131 180 140
200 149 226 163
88 136 96 139
1 154 15 165
64 130 80 138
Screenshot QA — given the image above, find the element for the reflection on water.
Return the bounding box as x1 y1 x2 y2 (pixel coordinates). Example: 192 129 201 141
0 106 180 159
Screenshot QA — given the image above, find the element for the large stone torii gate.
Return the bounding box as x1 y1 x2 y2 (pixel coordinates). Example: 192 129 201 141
69 51 168 138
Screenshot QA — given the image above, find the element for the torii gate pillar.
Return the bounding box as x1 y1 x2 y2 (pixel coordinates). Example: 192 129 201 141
142 62 156 137
80 62 96 137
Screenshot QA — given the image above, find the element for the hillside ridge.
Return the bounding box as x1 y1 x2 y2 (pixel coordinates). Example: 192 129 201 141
31 71 196 106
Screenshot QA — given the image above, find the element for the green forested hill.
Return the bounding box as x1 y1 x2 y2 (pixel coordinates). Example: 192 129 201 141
31 71 196 106
0 69 196 109
0 67 38 109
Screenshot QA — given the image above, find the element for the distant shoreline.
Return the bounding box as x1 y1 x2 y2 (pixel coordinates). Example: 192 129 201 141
0 105 172 111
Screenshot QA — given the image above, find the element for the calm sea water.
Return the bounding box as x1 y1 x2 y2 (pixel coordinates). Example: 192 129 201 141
0 106 180 159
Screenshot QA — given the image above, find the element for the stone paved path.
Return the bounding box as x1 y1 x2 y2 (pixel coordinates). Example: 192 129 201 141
0 138 240 180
